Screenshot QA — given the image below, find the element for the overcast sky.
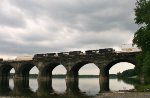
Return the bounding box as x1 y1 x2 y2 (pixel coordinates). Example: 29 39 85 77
0 0 138 58
1 0 137 74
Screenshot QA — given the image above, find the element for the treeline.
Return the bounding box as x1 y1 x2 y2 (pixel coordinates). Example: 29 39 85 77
109 74 118 78
9 74 117 78
117 69 137 78
53 75 100 78
9 74 100 78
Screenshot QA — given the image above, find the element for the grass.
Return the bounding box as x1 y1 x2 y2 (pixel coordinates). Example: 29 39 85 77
136 84 150 91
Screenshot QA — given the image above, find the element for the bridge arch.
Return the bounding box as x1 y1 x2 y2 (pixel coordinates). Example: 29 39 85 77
100 58 137 92
0 64 15 79
65 61 100 95
16 63 37 79
105 58 137 74
68 61 100 79
39 62 67 79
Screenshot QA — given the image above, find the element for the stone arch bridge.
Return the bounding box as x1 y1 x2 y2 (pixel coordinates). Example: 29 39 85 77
0 48 140 92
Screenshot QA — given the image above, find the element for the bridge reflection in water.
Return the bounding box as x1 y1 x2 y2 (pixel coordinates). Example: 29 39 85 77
0 78 96 98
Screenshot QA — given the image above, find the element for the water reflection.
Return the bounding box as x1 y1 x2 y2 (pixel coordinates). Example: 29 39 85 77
29 79 38 92
36 79 54 97
13 79 34 96
66 79 82 95
79 78 99 95
0 78 138 97
52 79 66 93
0 78 11 96
9 79 14 90
110 79 134 91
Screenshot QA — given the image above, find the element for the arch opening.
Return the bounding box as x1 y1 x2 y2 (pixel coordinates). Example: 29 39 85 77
70 61 92 78
108 60 136 91
105 59 136 74
79 63 100 75
29 66 39 92
52 64 67 94
52 64 67 76
78 63 100 96
109 62 135 75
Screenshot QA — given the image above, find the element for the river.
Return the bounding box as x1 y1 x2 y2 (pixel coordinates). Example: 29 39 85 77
5 78 135 97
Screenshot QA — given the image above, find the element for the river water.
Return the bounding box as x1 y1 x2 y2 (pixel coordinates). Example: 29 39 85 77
5 78 135 97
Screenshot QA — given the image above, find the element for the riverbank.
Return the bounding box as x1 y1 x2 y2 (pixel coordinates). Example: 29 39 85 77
0 92 150 98
94 92 150 98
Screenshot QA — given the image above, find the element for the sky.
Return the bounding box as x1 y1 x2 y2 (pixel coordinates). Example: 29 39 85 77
1 0 137 74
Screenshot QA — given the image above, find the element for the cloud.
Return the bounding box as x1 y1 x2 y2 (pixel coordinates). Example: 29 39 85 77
0 0 26 28
9 0 137 31
0 0 138 58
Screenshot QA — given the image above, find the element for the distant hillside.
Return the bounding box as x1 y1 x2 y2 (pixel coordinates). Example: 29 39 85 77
9 74 117 78
117 69 137 78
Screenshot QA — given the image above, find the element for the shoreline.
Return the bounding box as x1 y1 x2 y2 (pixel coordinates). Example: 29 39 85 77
0 92 150 98
94 92 150 98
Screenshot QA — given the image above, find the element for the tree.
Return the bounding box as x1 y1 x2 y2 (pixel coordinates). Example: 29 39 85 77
134 52 143 76
143 51 150 76
117 69 137 78
133 0 150 51
133 0 150 78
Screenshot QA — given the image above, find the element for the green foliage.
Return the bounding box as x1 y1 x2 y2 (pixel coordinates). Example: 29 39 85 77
135 84 150 91
133 0 150 78
134 52 144 75
133 26 150 51
117 69 137 78
133 0 150 50
143 51 150 76
134 0 150 25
